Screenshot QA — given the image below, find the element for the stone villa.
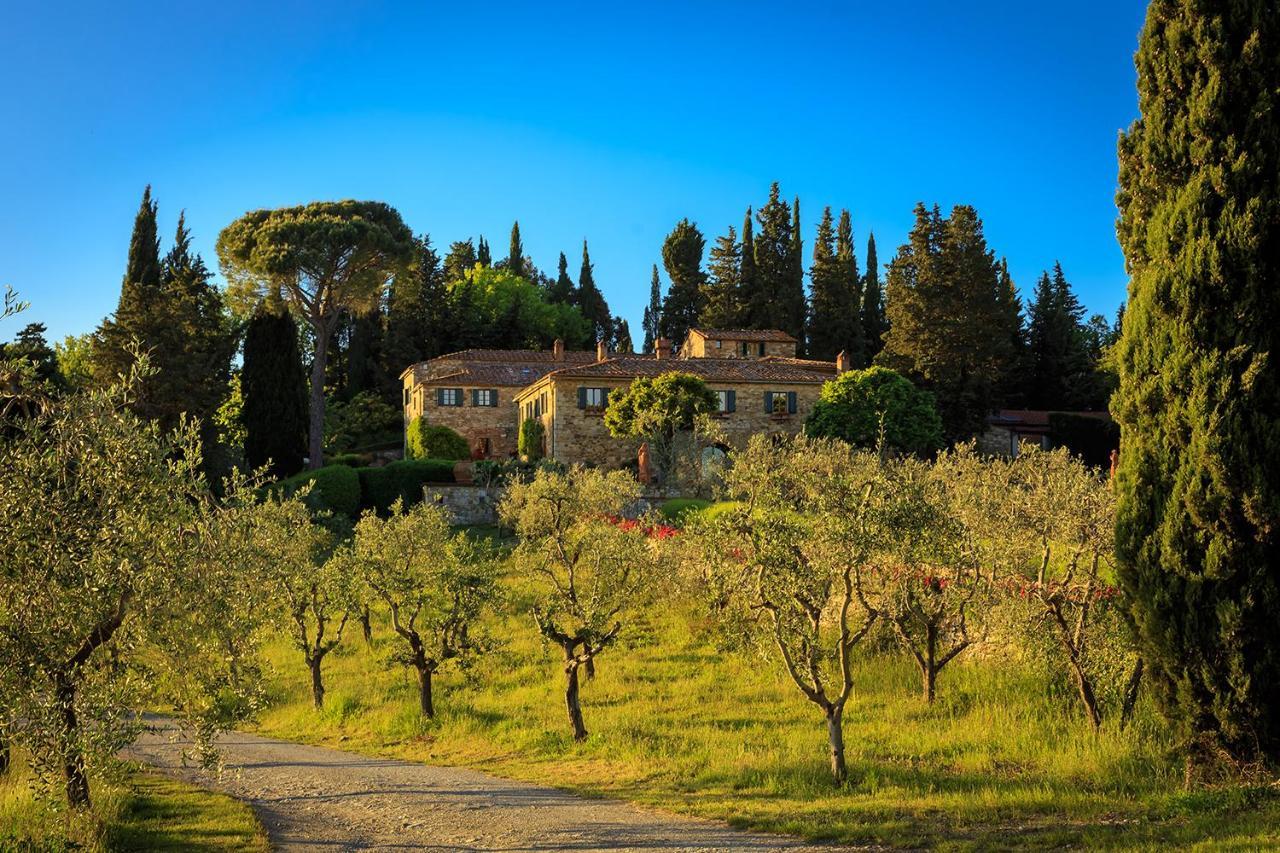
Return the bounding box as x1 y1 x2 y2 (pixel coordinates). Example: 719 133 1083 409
399 329 844 465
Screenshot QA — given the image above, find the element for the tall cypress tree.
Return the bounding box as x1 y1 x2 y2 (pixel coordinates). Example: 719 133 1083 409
507 221 526 279
862 231 887 359
642 265 662 352
752 184 793 330
476 236 492 268
242 305 308 479
835 209 866 366
784 197 806 350
739 207 758 329
575 240 611 346
806 207 847 361
878 203 1014 442
1113 0 1280 773
702 225 743 329
995 258 1027 407
612 318 633 353
548 252 575 304
92 186 164 386
659 218 707 346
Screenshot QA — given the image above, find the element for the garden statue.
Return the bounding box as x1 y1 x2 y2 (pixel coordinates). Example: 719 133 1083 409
637 442 653 484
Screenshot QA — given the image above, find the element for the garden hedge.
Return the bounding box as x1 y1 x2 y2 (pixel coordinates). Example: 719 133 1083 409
406 418 470 461
278 464 362 518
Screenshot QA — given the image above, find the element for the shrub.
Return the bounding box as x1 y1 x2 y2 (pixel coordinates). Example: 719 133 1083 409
658 498 712 524
406 418 470 461
358 459 456 515
327 453 367 468
805 366 942 455
518 418 545 461
324 390 400 455
474 458 565 487
278 464 361 518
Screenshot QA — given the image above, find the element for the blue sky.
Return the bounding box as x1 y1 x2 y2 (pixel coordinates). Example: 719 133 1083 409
1 1 1147 344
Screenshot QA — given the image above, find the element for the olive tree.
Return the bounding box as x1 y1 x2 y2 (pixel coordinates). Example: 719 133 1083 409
689 435 885 783
0 363 268 808
254 499 358 709
217 201 415 469
500 467 655 741
351 501 497 717
603 371 719 491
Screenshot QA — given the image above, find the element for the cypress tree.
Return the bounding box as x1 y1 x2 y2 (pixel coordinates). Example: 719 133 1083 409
835 209 866 366
785 197 806 350
659 218 707 346
92 186 164 386
702 225 743 329
476 236 492 268
507 221 526 279
806 207 847 361
575 240 612 346
739 207 758 329
642 265 662 352
752 185 792 330
1113 0 1280 773
995 258 1027 407
242 305 308 479
612 318 633 353
862 231 887 359
548 252 575 304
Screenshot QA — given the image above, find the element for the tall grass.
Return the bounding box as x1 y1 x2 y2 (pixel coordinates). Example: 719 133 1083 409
252 583 1280 850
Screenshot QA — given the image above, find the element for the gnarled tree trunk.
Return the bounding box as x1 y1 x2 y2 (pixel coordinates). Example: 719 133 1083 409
56 675 90 809
563 644 588 741
415 663 435 717
825 706 847 783
308 654 326 709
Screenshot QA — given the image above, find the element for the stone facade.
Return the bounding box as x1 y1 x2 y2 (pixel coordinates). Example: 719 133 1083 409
681 328 798 360
403 381 524 458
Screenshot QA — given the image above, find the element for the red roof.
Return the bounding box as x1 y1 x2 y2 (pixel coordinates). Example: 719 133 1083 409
989 409 1113 428
537 355 828 384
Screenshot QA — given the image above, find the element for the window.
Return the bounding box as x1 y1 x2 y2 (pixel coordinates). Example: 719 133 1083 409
758 342 766 356
578 386 609 409
766 390 796 415
714 390 736 414
437 388 462 407
403 387 411 407
714 339 722 349
740 341 750 356
473 389 497 407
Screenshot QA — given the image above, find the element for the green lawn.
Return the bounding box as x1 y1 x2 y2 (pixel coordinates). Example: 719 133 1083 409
0 752 267 852
249 575 1280 851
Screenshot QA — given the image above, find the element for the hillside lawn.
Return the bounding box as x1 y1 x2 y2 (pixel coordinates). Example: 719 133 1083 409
247 537 1280 852
1 750 268 852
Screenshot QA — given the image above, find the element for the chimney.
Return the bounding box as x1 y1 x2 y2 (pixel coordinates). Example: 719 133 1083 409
553 338 565 361
596 339 609 361
655 338 670 360
836 350 849 373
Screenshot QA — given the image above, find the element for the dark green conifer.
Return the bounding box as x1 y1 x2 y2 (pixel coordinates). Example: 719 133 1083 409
642 265 662 353
702 225 742 329
242 304 308 479
575 240 611 346
659 219 707 346
476 236 492 267
507 221 526 279
1113 0 1280 772
548 252 575 304
751 185 792 330
862 231 887 359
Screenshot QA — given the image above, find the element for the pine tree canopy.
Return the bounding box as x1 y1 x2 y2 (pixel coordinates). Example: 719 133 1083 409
1113 0 1280 771
877 203 1017 442
658 218 707 347
575 239 612 346
702 225 743 329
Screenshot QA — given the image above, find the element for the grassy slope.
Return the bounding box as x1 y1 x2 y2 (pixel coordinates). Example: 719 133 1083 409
0 753 267 852
250 575 1280 852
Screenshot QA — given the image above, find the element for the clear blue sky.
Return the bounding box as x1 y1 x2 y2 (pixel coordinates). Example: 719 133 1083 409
1 0 1147 344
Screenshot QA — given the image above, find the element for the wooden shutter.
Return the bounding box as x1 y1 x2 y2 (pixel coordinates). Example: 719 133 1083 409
471 389 479 407
578 387 587 408
436 388 445 406
787 391 797 414
490 390 498 407
764 391 773 412
726 390 736 413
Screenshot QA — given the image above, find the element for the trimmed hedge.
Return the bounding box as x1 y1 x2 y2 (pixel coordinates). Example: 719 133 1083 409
406 418 470 461
278 465 362 518
357 459 456 515
518 418 545 461
658 498 712 524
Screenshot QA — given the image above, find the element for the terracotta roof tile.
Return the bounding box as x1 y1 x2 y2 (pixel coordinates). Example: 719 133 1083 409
542 356 828 384
759 356 838 374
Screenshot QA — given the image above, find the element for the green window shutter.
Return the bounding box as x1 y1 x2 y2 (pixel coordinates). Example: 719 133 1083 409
578 387 587 409
764 391 773 412
787 391 797 414
436 388 444 406
471 389 479 407
491 390 499 407
727 390 736 412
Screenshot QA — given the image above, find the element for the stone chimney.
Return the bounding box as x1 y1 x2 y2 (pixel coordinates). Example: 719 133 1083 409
553 338 565 361
836 350 849 373
655 338 670 360
596 339 609 361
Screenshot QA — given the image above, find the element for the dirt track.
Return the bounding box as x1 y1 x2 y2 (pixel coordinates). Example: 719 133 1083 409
125 717 860 852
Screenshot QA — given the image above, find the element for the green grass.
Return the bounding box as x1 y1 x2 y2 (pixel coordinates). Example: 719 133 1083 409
248 576 1280 852
1 751 267 852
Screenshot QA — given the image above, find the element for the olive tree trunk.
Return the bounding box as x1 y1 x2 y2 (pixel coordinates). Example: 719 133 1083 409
56 675 90 809
308 655 326 709
825 706 847 783
415 663 435 718
563 645 588 741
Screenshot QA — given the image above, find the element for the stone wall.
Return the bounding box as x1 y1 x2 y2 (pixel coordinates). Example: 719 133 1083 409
418 484 504 525
403 378 523 459
546 378 823 469
683 332 797 360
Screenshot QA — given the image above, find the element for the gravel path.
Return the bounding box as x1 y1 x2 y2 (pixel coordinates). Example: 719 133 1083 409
125 717 857 852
